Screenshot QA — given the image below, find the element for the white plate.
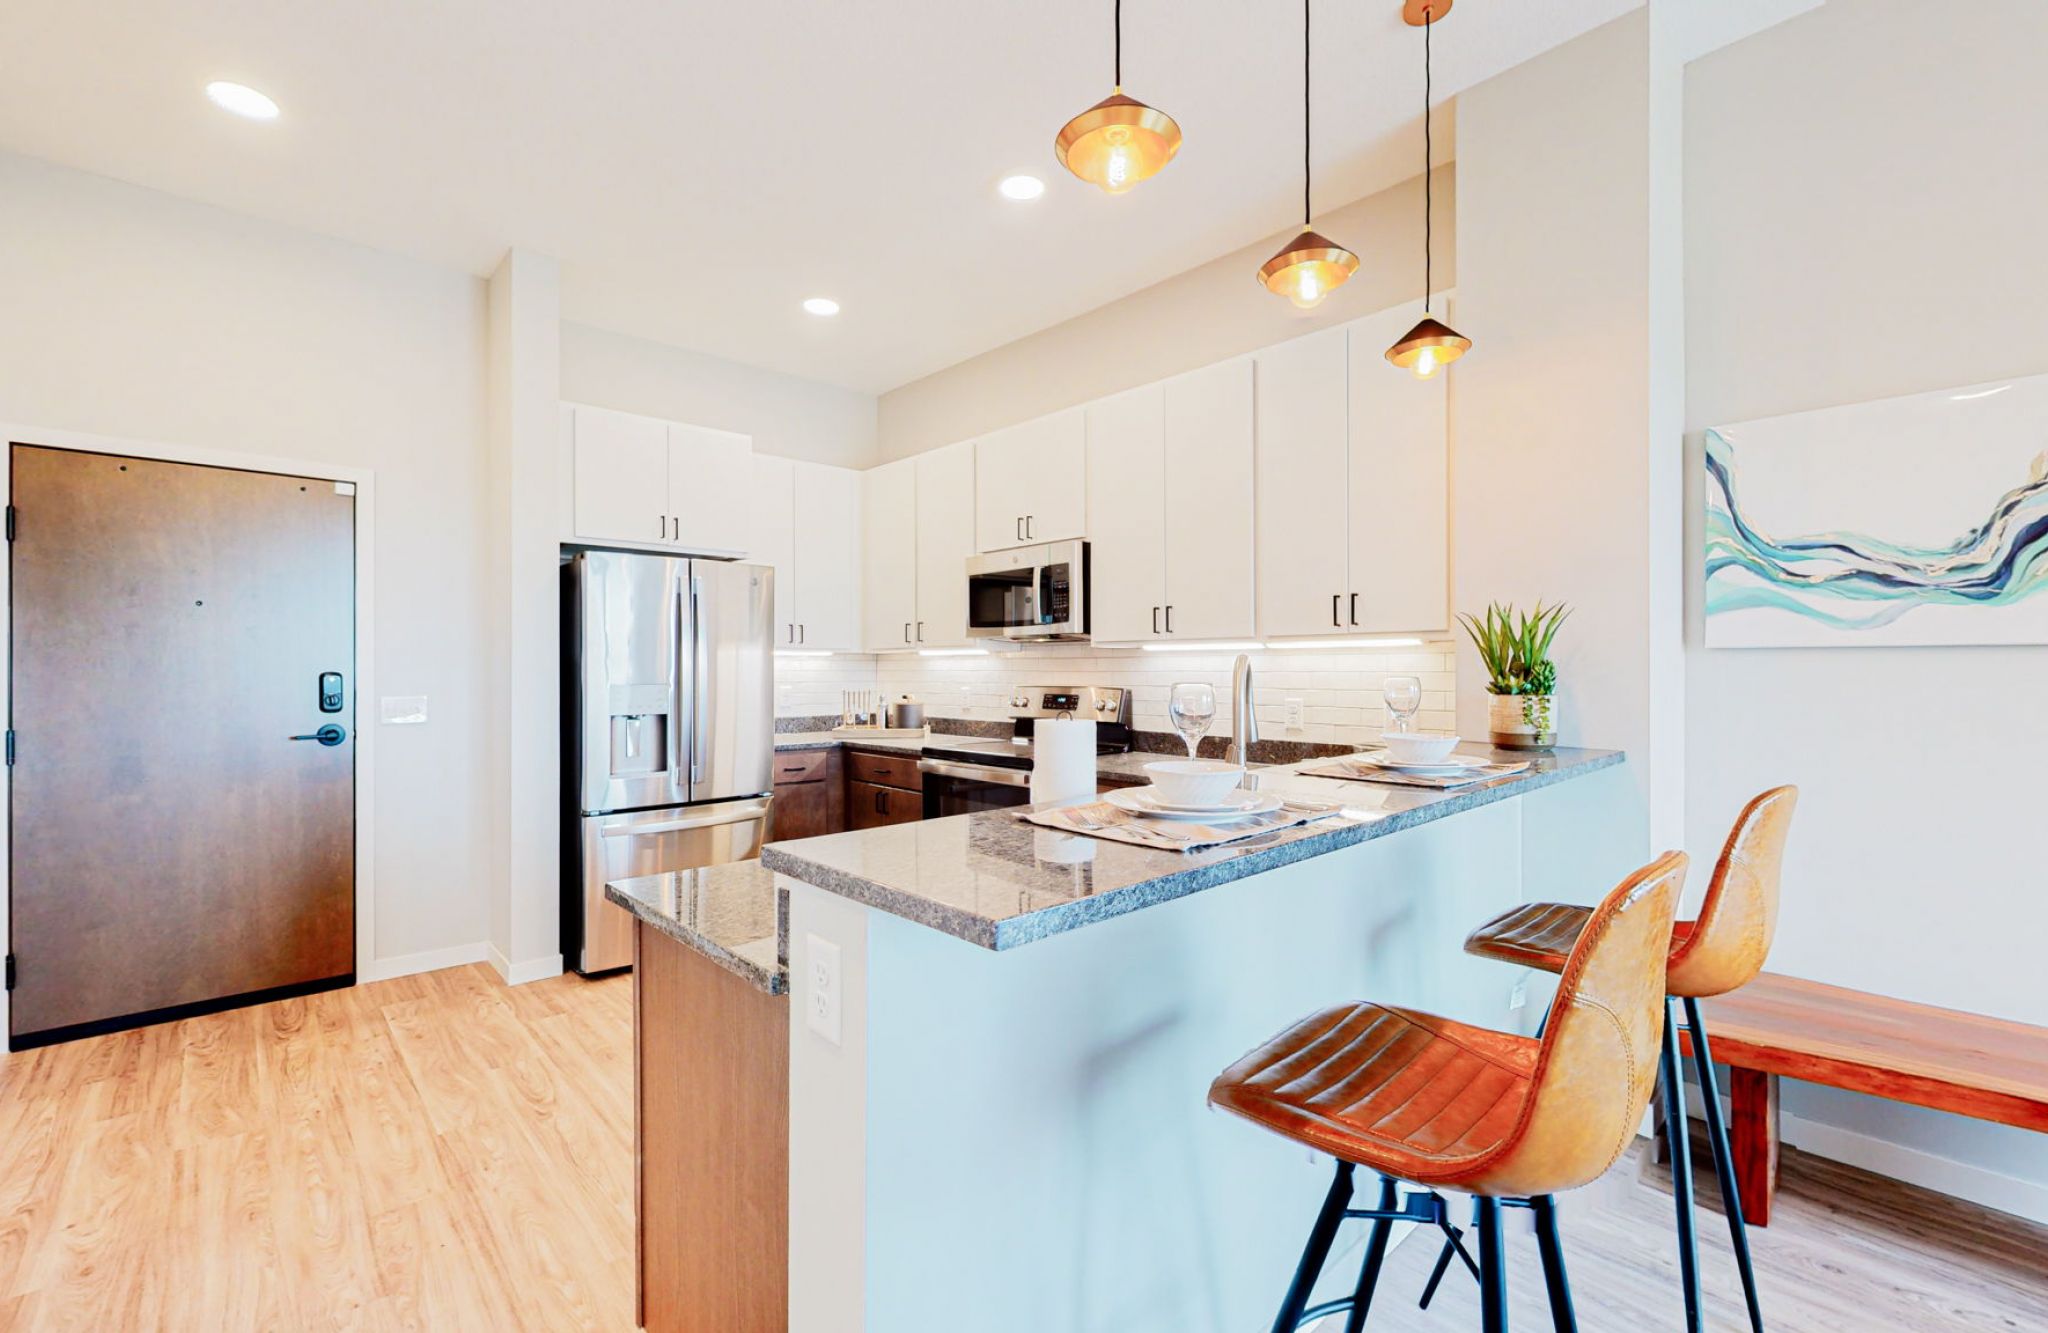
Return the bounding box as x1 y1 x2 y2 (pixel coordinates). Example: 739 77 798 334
1359 751 1496 774
1105 788 1284 821
1137 787 1262 814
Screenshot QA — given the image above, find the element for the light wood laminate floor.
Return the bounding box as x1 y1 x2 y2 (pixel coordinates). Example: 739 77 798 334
3 963 2043 1330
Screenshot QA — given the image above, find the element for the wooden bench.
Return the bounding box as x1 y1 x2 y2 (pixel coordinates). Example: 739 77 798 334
1675 972 2048 1226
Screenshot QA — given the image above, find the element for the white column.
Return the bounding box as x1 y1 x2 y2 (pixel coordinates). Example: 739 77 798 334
486 249 562 981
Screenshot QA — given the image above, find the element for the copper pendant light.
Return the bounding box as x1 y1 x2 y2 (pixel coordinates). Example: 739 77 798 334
1386 0 1472 376
1261 0 1357 309
1056 0 1182 194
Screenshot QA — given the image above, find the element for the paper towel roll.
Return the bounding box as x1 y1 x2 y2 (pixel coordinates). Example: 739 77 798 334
1030 718 1097 808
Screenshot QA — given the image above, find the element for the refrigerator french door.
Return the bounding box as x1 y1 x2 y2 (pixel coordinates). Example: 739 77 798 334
564 551 774 973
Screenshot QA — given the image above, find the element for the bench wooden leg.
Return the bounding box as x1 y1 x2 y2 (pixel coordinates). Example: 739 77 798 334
1728 1068 1780 1228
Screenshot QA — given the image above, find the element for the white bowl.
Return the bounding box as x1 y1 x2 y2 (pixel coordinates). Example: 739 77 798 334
1142 759 1245 808
1380 731 1461 765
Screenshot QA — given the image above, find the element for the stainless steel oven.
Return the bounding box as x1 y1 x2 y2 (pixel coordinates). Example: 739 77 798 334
918 686 1132 818
918 752 1034 818
965 540 1089 642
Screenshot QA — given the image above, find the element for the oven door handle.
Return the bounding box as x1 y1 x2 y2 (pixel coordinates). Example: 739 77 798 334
917 758 1033 788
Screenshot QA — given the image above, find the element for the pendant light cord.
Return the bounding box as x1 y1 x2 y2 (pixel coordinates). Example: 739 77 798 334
1423 5 1434 313
1303 0 1312 227
1115 0 1122 87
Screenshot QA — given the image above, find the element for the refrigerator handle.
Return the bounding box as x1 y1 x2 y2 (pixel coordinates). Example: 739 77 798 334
670 579 686 782
690 572 709 784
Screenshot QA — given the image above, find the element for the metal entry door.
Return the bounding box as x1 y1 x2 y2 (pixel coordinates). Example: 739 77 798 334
8 444 356 1045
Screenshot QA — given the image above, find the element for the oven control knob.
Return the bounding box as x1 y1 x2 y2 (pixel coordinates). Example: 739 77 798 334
1010 693 1028 708
1094 698 1109 712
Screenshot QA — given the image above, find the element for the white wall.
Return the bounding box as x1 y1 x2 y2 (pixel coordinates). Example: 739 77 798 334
876 172 1450 461
0 151 493 976
1683 0 2048 1216
561 321 878 468
1451 11 1681 909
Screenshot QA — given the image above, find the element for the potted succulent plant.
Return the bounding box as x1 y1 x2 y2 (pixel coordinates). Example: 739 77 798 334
1458 601 1570 749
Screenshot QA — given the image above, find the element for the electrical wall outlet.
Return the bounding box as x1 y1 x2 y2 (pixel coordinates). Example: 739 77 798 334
805 933 842 1046
1284 697 1305 731
379 695 428 725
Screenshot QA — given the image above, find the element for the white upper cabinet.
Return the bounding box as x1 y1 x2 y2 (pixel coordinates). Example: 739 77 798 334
975 408 1086 551
914 441 977 647
792 463 862 651
1084 360 1256 645
1254 328 1352 638
567 403 753 554
1162 358 1255 640
751 455 862 651
749 455 797 643
1347 305 1448 634
667 423 753 556
1084 385 1167 642
861 458 918 651
572 405 672 547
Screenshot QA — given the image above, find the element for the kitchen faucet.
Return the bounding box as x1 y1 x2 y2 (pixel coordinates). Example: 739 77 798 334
1227 653 1257 767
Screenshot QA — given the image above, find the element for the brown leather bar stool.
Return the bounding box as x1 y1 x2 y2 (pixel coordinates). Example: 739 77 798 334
1458 787 1797 1333
1210 851 1688 1333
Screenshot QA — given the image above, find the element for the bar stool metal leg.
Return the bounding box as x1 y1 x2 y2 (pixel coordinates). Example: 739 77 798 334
1531 1194 1578 1333
1271 1161 1355 1333
1474 1196 1509 1333
1342 1174 1401 1333
1685 997 1766 1333
1661 996 1704 1333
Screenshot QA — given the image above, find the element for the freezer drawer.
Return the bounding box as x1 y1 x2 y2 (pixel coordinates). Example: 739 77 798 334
575 797 771 974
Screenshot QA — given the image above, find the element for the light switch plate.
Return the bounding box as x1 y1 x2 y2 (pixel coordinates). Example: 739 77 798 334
380 695 429 725
805 933 842 1046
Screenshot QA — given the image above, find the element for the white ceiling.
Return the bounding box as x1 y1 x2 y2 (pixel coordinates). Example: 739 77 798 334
0 0 1637 393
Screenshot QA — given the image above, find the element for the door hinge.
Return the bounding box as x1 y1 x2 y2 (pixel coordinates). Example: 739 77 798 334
3 955 14 992
5 505 15 541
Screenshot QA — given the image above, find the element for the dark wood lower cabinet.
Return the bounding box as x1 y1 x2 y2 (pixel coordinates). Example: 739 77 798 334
770 748 842 840
847 779 923 829
635 923 789 1333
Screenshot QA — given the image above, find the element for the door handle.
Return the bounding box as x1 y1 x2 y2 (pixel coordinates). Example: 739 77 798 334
289 724 348 747
1165 605 1173 633
1026 515 1034 539
799 623 806 644
1016 516 1024 542
1332 594 1342 628
917 621 924 641
1349 593 1359 626
1152 606 1160 635
904 622 911 643
875 788 886 814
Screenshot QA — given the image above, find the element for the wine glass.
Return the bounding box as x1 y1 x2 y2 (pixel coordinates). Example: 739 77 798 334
1382 676 1422 734
1167 682 1217 759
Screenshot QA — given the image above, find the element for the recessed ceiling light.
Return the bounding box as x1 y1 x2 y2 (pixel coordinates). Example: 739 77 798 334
998 174 1046 202
205 81 280 121
802 297 840 317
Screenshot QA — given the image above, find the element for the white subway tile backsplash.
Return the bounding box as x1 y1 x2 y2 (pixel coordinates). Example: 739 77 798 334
774 640 1459 748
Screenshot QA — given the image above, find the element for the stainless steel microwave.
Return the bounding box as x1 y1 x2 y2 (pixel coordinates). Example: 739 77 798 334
965 540 1090 642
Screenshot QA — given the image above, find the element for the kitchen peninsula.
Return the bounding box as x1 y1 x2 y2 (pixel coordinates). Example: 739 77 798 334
611 744 1625 1332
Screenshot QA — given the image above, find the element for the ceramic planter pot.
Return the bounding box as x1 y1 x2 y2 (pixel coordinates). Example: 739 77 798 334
1489 692 1558 750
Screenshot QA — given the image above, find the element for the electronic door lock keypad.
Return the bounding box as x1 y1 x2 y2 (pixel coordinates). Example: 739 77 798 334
319 671 345 713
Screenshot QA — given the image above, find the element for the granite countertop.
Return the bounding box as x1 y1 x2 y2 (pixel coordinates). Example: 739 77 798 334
773 730 976 755
605 860 785 994
760 747 1624 951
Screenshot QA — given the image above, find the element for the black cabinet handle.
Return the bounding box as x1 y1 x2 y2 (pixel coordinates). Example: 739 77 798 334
1016 516 1024 542
917 621 925 641
904 622 912 643
1152 606 1161 635
875 788 886 814
1349 593 1359 626
1332 594 1341 627
1165 605 1173 633
289 724 347 747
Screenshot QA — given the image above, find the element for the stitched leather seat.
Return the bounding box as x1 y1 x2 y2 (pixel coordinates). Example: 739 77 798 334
1211 850 1688 1200
1465 787 1796 999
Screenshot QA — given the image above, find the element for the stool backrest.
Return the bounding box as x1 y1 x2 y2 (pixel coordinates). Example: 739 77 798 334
1472 850 1686 1198
1667 785 1798 998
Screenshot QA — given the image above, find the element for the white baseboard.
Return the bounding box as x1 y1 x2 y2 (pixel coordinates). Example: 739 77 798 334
358 941 489 983
486 943 565 986
1780 1110 2048 1227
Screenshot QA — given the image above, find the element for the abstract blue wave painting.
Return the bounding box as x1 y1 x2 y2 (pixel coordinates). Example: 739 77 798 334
1704 373 2048 647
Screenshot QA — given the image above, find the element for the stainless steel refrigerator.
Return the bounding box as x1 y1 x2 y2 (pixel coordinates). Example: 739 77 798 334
562 551 775 974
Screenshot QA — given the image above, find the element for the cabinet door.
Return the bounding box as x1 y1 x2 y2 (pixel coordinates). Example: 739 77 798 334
668 423 753 555
1253 327 1352 638
915 442 977 647
1347 306 1449 633
792 462 862 651
572 406 671 546
846 780 922 829
974 409 1086 551
1163 358 1256 640
861 458 919 651
1085 385 1167 643
749 455 797 644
